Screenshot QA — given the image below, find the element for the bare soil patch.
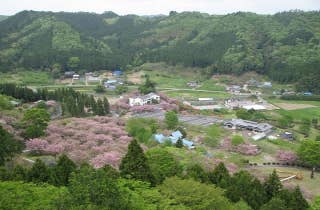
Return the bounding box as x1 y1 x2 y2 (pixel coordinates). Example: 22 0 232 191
275 103 317 110
127 71 144 84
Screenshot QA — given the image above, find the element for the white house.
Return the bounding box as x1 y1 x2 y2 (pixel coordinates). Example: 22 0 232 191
129 93 160 106
72 74 80 80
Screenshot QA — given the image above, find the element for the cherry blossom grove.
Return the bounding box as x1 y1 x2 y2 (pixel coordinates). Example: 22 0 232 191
26 116 132 168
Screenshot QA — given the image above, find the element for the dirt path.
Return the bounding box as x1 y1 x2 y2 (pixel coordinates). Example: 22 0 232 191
274 103 317 110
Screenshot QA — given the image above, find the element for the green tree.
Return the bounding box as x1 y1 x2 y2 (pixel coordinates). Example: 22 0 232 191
260 197 287 210
158 177 234 210
175 138 184 148
22 108 50 138
0 181 70 210
94 84 106 93
68 164 127 209
27 159 50 183
165 111 178 129
208 162 231 188
226 170 267 210
264 170 282 200
119 140 155 184
146 148 181 184
67 57 80 71
290 186 309 210
0 126 23 166
138 75 156 94
11 165 27 181
103 97 110 114
298 140 320 178
50 154 76 186
185 164 209 183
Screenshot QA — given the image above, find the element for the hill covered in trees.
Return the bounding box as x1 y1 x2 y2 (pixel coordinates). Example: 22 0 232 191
1 10 320 88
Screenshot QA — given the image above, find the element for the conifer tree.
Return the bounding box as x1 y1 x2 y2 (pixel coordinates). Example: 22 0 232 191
264 170 282 200
290 186 309 210
119 139 155 184
51 154 76 186
176 138 183 148
0 126 23 166
260 197 287 210
27 159 50 183
186 164 208 183
96 98 105 116
208 162 231 188
11 165 27 181
103 97 110 114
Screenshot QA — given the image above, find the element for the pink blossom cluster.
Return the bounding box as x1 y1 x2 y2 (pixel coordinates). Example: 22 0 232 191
276 150 297 163
26 138 49 154
45 100 58 106
90 151 122 168
160 101 179 111
235 143 260 156
26 116 132 168
130 105 156 113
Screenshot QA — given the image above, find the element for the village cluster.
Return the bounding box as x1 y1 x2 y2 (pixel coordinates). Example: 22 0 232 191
42 70 303 155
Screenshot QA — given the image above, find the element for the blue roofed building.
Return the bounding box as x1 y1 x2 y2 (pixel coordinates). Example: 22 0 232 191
153 131 195 149
303 92 313 96
112 69 123 77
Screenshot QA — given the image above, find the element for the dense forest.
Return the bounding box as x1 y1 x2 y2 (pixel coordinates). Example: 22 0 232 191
1 10 320 90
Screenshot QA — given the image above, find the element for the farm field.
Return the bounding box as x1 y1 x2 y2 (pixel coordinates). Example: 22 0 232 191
163 89 231 100
0 71 54 85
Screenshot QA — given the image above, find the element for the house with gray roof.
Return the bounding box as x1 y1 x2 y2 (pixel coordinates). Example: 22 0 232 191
224 119 272 133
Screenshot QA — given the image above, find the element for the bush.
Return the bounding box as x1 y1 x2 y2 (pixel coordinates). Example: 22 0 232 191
231 135 244 146
94 85 106 93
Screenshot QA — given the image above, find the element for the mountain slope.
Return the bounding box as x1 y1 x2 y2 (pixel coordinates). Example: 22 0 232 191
0 15 8 22
0 10 320 88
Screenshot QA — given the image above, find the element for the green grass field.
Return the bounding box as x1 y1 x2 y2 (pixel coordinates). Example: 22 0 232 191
0 71 53 85
163 90 231 100
198 80 226 91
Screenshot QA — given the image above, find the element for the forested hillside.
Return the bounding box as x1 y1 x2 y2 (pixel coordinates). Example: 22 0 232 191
0 15 8 22
1 10 320 89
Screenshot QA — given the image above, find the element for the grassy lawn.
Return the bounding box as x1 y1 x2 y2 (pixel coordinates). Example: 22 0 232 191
0 71 53 85
146 70 193 88
276 108 320 121
248 166 320 200
198 80 226 91
163 90 231 100
268 98 320 107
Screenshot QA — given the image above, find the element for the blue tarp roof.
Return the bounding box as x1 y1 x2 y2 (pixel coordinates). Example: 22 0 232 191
171 131 183 140
113 70 122 75
154 131 195 149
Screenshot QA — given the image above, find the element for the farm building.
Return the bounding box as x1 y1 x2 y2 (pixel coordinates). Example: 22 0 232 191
86 76 101 83
64 71 76 78
224 119 272 133
242 104 266 110
112 70 123 77
154 131 195 149
129 92 160 106
187 81 198 88
72 74 80 80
